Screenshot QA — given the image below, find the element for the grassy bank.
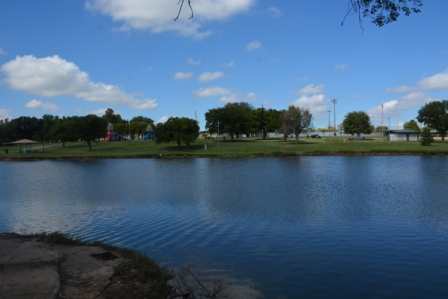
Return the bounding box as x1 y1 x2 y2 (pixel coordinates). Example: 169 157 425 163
1 137 448 160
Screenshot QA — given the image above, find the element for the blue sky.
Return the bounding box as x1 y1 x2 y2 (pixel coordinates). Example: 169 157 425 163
1 0 447 130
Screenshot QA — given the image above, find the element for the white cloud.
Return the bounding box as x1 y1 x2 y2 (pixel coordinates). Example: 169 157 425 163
85 0 255 38
220 92 259 103
157 116 169 124
174 71 193 80
0 48 6 55
193 86 232 97
246 40 261 51
387 71 448 93
297 76 308 82
0 55 157 110
25 99 60 112
268 7 281 18
85 107 110 117
298 84 325 95
187 58 201 65
224 61 234 67
417 71 448 91
335 63 348 70
0 109 11 119
198 71 224 82
291 94 328 114
386 85 415 93
368 92 433 116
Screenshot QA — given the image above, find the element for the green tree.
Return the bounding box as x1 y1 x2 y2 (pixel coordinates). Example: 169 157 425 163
416 100 448 143
48 117 78 148
420 126 434 146
342 111 373 137
76 115 107 151
281 106 312 144
205 102 254 141
102 108 124 124
375 125 388 134
403 119 421 132
155 117 199 149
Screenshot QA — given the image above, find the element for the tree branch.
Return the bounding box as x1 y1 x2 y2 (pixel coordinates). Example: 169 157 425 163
174 0 193 21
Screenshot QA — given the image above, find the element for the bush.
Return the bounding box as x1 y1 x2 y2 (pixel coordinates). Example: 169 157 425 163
420 127 434 146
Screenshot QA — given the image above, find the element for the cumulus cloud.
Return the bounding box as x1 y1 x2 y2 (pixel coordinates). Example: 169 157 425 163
174 71 193 80
291 94 328 114
220 92 259 103
246 40 261 51
387 71 448 93
25 99 60 112
0 48 6 55
224 61 234 67
0 55 157 110
85 107 110 117
187 58 201 65
268 7 282 18
157 116 169 124
335 63 348 70
368 92 433 116
193 86 232 98
0 109 11 119
85 0 255 38
298 84 325 95
417 71 448 91
198 71 224 82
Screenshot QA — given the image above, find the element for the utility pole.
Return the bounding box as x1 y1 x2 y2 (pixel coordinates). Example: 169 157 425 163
331 99 337 135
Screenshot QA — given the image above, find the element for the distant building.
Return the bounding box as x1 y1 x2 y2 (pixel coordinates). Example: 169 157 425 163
388 130 419 141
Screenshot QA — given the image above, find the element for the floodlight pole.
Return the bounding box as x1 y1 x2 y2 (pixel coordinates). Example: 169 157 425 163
381 104 384 137
388 117 391 144
327 110 331 131
331 99 337 134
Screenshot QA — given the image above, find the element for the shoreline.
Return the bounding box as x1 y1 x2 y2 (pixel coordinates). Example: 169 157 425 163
1 151 448 161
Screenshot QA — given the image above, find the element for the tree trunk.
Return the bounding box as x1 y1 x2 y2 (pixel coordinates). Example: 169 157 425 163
87 140 92 151
62 141 65 148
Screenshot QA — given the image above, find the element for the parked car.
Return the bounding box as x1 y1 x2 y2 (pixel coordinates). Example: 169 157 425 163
310 134 321 138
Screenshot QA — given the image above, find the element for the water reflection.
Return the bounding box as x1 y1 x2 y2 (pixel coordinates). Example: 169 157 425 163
1 157 448 298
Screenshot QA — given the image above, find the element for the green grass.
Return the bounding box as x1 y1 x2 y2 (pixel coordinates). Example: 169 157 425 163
2 137 448 160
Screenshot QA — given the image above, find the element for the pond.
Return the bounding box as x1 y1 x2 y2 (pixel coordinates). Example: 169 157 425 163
1 156 448 298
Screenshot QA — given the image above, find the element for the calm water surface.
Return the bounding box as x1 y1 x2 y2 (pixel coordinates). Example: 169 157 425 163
1 156 448 298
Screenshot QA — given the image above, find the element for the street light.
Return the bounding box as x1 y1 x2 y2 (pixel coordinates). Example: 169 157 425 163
217 121 220 148
331 99 337 135
327 110 331 132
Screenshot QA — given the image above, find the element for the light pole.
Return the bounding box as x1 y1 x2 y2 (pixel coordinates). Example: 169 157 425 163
381 104 384 138
388 117 391 143
331 99 337 135
327 110 331 132
217 121 220 148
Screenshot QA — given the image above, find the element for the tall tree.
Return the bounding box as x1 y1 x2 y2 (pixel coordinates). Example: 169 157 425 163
76 115 107 151
48 117 78 147
403 119 421 132
102 108 124 124
416 100 448 143
342 111 373 137
205 102 254 141
250 107 282 140
281 106 312 144
155 117 199 149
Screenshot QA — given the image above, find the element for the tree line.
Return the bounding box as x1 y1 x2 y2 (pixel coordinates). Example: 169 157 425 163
3 99 444 150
